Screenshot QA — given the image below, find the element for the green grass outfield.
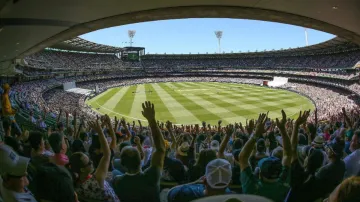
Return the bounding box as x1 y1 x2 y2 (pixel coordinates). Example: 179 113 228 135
86 82 314 125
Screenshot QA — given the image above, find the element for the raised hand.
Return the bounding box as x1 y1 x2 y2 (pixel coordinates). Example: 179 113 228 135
166 121 173 130
246 119 255 135
134 135 141 145
141 101 156 121
202 121 206 128
115 116 119 126
225 124 234 136
254 113 268 137
295 110 311 126
276 110 287 131
88 116 102 133
138 120 142 125
218 120 222 125
120 117 126 126
104 114 112 125
195 124 200 133
65 111 69 118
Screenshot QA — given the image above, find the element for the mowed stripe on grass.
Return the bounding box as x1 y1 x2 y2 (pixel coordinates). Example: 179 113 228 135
151 83 200 124
161 82 223 123
86 82 315 125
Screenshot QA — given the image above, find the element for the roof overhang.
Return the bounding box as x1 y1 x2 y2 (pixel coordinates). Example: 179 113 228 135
1 0 360 63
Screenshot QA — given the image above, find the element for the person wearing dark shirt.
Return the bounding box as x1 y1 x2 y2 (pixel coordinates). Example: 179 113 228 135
112 101 166 202
188 149 217 182
167 159 233 202
315 137 346 198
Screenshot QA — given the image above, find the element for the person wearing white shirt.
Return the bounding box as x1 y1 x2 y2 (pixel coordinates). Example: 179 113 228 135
344 131 360 178
0 144 38 202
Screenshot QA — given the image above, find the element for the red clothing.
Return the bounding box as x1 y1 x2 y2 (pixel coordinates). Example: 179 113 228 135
51 153 69 166
324 133 331 141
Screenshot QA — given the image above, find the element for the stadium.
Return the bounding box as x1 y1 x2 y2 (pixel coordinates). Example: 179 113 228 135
1 1 360 202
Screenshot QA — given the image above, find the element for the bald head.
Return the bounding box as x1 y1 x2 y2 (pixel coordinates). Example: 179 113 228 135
120 146 141 172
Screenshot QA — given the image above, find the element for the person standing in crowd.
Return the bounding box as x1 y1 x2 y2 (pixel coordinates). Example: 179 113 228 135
0 144 38 202
113 101 166 202
68 115 119 202
344 130 360 178
167 158 233 202
48 132 69 166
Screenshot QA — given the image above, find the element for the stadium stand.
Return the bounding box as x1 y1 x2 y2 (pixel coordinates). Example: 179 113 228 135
1 36 360 202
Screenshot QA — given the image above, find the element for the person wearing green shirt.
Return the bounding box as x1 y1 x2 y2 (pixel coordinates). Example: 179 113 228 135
239 110 310 202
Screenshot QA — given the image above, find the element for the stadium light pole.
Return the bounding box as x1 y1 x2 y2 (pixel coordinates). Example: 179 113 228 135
128 30 136 47
214 31 223 54
304 28 309 46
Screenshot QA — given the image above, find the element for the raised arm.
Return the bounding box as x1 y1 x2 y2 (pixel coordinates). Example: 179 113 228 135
276 110 292 167
217 120 222 134
166 121 177 150
239 113 267 171
290 110 310 163
90 116 110 188
142 101 166 169
121 117 132 141
218 124 233 159
114 116 119 133
138 120 143 132
57 108 62 123
73 110 78 135
134 136 144 160
65 111 69 129
104 114 116 150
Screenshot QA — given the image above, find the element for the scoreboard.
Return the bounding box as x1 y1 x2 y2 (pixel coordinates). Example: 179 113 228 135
120 47 145 62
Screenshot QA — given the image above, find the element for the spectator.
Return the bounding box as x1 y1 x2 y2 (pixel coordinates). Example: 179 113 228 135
324 176 360 202
113 101 166 202
343 130 360 178
68 116 119 202
0 144 37 202
168 159 233 202
48 132 69 166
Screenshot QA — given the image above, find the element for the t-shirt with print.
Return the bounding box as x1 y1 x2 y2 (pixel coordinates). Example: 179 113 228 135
167 184 232 202
113 166 161 202
241 166 290 202
76 175 119 202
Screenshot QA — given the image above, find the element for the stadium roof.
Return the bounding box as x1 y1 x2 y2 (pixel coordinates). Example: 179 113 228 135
1 0 360 65
50 37 122 53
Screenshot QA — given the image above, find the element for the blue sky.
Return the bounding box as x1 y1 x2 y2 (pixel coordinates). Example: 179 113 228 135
80 19 335 54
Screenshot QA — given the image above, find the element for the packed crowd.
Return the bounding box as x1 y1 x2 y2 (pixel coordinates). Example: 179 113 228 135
1 96 360 202
25 50 141 70
142 50 360 69
7 75 359 130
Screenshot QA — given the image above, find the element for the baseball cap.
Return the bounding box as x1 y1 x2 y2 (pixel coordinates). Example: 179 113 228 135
205 159 232 189
258 156 282 179
177 142 190 156
210 140 220 151
0 144 30 176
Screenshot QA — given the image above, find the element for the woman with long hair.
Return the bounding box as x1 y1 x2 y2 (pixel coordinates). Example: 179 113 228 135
67 116 119 202
188 149 217 182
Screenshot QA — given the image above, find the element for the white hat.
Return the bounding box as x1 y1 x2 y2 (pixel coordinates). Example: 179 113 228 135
210 140 220 151
0 144 30 176
205 159 232 189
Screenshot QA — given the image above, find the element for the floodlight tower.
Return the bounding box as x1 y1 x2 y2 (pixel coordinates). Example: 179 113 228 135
304 28 309 46
214 31 223 54
128 30 136 47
